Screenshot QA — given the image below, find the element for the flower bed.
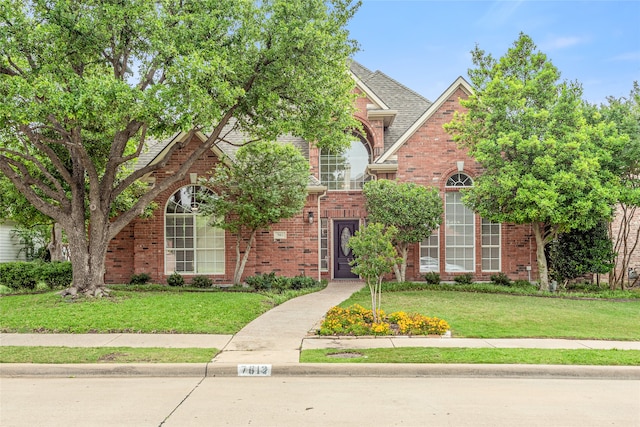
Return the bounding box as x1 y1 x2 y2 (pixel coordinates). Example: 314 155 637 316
319 304 450 336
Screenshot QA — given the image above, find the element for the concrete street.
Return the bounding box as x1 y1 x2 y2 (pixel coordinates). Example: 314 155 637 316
1 376 639 426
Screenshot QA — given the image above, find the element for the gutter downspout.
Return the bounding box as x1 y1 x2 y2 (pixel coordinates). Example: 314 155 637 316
317 190 327 282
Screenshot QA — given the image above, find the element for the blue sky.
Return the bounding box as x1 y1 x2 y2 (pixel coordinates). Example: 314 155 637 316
347 0 640 105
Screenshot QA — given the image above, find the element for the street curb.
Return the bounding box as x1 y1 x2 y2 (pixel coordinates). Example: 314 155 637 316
2 362 639 380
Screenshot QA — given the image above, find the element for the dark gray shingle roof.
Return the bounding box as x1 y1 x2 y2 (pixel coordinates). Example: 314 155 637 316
350 62 432 154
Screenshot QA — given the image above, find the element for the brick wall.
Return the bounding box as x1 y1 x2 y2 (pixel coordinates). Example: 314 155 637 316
610 204 640 281
105 84 540 285
390 87 537 282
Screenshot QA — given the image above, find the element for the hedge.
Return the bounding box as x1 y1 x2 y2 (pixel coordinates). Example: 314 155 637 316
0 261 72 291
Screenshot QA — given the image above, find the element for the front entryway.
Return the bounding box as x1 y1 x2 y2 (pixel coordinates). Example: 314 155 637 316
333 220 359 279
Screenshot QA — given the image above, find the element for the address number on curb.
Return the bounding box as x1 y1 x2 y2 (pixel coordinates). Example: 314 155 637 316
237 364 272 376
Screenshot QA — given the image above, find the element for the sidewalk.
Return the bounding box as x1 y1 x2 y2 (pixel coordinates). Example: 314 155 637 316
2 281 640 379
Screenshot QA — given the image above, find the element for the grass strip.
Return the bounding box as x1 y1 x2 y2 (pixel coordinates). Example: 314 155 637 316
0 346 217 364
300 347 640 366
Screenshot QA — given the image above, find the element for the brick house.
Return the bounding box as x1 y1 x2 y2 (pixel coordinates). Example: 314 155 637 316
105 62 539 284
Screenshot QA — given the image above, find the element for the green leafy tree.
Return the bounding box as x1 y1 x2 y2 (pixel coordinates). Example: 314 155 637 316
0 0 359 296
0 173 60 260
363 179 443 282
201 141 309 285
348 223 401 323
548 222 615 286
586 83 640 289
445 33 619 291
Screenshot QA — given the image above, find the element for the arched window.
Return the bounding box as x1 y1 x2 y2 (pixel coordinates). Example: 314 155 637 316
445 173 474 272
320 137 371 190
165 185 224 274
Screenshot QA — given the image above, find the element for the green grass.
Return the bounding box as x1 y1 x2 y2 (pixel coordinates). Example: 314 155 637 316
0 346 216 363
300 347 640 366
2 283 639 365
0 290 290 334
339 288 640 340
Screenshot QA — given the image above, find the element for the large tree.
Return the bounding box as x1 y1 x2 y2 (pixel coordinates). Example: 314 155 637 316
362 179 443 282
200 141 310 285
445 33 619 290
586 83 640 289
0 0 360 296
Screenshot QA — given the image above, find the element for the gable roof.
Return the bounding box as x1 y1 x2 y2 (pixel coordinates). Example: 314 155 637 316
376 76 473 164
135 62 470 173
349 62 433 157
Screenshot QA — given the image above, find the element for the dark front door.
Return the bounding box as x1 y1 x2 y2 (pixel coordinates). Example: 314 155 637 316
333 220 359 279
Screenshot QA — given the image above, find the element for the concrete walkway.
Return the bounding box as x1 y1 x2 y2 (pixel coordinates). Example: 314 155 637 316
2 281 640 378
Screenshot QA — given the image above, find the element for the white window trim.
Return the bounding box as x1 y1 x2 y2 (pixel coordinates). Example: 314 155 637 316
481 218 502 272
164 185 225 275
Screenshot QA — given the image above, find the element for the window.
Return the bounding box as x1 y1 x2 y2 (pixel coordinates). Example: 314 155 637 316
165 185 225 274
445 173 474 272
320 137 370 190
420 228 440 272
320 218 329 272
481 218 501 271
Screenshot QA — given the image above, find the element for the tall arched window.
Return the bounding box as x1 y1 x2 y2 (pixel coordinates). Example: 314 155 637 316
165 185 225 274
320 137 371 190
445 173 475 272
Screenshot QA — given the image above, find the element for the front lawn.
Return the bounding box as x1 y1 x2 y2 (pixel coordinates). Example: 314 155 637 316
336 286 640 341
0 290 287 334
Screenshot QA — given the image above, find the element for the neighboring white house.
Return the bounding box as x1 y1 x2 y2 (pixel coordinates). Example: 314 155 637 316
0 221 26 262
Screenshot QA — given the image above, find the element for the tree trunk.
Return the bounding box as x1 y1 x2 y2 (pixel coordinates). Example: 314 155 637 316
532 222 550 291
60 225 110 298
47 223 64 262
609 204 639 290
393 243 409 283
58 174 112 298
233 228 257 285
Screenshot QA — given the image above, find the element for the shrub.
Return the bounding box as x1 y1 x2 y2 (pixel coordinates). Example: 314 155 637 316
245 272 277 291
245 273 322 293
0 262 37 290
39 261 72 289
166 272 185 287
289 274 317 290
424 272 440 285
0 261 73 291
490 272 511 286
270 275 291 292
453 273 473 285
129 273 151 285
191 275 213 288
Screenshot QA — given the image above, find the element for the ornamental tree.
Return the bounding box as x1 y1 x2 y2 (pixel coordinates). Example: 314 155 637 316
444 33 620 290
363 179 443 282
200 141 309 285
0 0 359 296
348 222 400 323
